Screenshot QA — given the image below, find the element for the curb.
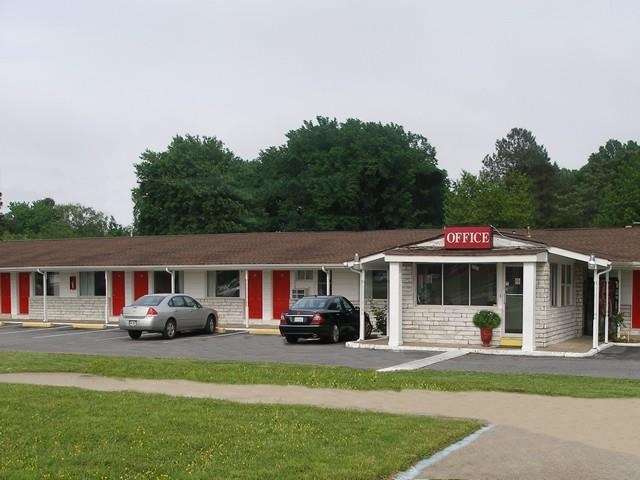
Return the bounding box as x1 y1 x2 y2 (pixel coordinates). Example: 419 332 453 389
20 322 55 328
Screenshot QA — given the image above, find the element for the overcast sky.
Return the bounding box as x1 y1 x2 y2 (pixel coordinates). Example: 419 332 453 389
1 0 639 225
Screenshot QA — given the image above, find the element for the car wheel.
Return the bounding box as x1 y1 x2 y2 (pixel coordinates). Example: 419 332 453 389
284 335 298 344
128 330 142 340
203 314 216 334
329 324 340 343
162 319 177 339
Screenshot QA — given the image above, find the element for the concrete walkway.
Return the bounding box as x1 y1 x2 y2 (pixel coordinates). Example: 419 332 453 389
1 373 639 479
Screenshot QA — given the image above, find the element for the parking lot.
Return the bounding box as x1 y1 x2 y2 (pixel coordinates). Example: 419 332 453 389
0 324 432 370
1 323 639 377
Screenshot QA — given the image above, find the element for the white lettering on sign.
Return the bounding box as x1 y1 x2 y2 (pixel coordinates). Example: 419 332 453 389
443 226 493 249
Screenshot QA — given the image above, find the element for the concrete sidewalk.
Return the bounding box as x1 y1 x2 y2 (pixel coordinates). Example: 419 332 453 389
1 372 639 479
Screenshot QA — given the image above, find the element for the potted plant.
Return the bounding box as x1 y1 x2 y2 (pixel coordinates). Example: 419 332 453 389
611 312 626 341
472 310 501 347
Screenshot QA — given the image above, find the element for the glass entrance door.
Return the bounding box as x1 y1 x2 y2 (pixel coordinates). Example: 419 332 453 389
505 266 524 334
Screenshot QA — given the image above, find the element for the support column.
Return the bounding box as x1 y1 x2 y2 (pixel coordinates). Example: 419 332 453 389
358 269 365 340
388 262 402 348
522 262 536 352
605 271 609 343
43 271 48 323
10 272 18 318
244 270 249 328
170 270 175 294
327 269 331 296
104 271 110 325
593 270 599 349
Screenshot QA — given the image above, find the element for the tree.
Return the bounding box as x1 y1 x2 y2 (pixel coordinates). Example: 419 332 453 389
579 140 640 226
445 171 536 228
255 117 447 231
481 128 560 226
2 198 128 240
132 135 258 235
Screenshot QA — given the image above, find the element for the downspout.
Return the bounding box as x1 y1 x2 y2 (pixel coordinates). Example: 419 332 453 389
605 270 610 343
321 266 331 296
165 268 175 294
347 255 366 341
36 269 47 323
590 258 612 349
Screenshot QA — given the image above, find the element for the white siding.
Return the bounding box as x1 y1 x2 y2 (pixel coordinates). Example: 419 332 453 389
183 271 207 298
331 269 359 304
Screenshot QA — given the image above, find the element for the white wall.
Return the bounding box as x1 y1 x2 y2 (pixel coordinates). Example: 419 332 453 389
331 269 359 304
262 269 273 320
183 271 207 298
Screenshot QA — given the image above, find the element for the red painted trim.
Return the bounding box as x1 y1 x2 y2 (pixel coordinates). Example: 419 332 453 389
133 271 149 301
633 270 640 329
444 226 493 250
0 273 11 314
248 270 263 320
272 270 290 320
18 273 30 315
112 271 125 316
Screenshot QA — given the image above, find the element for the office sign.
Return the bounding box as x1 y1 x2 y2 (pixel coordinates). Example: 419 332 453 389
444 226 493 250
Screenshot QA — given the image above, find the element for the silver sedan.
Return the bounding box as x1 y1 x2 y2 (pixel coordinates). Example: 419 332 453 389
119 294 218 340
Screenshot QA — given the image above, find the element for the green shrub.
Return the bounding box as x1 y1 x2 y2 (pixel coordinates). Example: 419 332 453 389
472 310 501 329
370 305 387 335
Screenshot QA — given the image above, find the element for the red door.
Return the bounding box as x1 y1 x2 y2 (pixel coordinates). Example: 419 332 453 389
0 273 10 314
133 271 148 300
248 270 263 319
19 273 30 314
633 271 640 328
272 270 290 320
112 271 125 316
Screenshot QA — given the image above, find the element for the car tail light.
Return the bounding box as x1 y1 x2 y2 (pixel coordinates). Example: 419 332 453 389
146 307 159 317
280 313 287 325
311 312 325 325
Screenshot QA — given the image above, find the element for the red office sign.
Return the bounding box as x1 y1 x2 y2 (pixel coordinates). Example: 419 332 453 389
444 226 493 250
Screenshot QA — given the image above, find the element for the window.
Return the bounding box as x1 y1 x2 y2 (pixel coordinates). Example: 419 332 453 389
291 288 307 300
561 264 573 306
133 295 165 306
154 271 182 294
550 264 558 307
169 296 186 307
293 297 329 310
183 296 197 308
443 264 469 305
216 271 240 297
470 264 497 306
371 270 388 299
417 263 497 306
35 272 60 296
417 264 442 305
79 271 106 296
295 270 314 281
341 297 356 313
317 270 328 296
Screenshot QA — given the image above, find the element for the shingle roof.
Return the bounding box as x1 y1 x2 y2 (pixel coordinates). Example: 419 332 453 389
1 226 638 269
387 246 547 257
508 227 640 263
0 229 441 268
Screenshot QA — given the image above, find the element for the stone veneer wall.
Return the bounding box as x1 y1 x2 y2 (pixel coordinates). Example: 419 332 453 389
534 262 584 348
400 263 502 346
29 297 107 322
197 297 245 325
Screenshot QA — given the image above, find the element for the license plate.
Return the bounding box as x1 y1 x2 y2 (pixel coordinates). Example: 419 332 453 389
129 320 137 327
293 316 305 323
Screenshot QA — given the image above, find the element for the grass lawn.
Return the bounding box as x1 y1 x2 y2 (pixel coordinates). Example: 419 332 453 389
0 384 479 480
1 351 640 398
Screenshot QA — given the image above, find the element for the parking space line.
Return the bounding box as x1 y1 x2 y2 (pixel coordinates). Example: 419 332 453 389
30 328 120 339
377 350 468 372
0 326 70 336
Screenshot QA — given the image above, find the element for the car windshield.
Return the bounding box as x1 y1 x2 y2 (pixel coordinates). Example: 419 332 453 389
132 295 166 307
292 297 330 310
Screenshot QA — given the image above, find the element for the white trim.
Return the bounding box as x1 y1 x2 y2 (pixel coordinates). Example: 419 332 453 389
388 262 402 348
384 253 547 264
0 263 347 273
547 247 610 266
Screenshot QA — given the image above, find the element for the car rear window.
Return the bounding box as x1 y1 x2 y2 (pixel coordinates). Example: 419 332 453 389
133 295 166 306
292 297 330 310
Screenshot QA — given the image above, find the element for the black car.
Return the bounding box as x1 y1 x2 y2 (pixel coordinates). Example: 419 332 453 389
279 295 373 344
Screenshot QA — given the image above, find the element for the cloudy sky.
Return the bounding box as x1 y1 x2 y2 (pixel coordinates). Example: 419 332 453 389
1 0 639 225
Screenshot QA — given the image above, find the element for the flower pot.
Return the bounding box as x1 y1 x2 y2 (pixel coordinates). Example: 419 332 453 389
480 327 493 347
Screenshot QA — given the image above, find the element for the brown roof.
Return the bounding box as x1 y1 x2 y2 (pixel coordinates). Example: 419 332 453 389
508 227 640 263
387 247 547 257
1 226 638 269
0 229 441 268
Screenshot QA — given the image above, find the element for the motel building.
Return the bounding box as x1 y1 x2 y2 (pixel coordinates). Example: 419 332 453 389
0 226 639 355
